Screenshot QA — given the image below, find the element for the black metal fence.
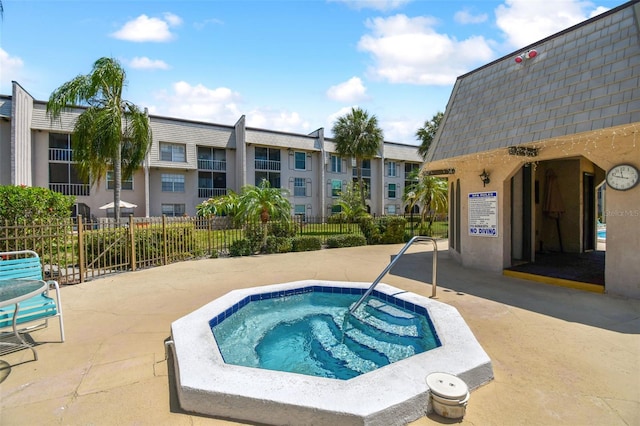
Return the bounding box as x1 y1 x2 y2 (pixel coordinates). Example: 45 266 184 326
0 215 447 285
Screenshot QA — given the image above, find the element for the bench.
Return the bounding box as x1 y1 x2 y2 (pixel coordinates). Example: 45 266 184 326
0 250 65 342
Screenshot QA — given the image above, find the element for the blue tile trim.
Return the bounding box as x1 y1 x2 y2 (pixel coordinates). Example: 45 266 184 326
208 285 437 339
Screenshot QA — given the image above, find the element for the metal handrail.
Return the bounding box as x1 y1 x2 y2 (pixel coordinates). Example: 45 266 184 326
348 236 438 314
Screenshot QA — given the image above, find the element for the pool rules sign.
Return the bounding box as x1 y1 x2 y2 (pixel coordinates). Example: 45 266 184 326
468 191 498 237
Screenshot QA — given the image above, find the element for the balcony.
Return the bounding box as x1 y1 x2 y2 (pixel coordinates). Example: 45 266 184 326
198 159 226 171
352 168 372 178
49 183 90 196
255 159 281 171
49 148 73 162
198 188 227 198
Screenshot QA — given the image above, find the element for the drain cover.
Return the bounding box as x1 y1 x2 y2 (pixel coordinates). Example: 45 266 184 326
426 372 468 399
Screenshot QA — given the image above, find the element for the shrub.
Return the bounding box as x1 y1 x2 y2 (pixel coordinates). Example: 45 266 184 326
291 236 321 252
378 216 407 244
243 222 265 253
269 220 297 238
0 185 75 256
265 236 293 254
326 234 366 248
229 238 252 256
327 212 349 224
0 185 75 223
357 215 381 245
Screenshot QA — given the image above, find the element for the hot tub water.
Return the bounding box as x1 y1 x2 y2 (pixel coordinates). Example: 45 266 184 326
212 290 440 380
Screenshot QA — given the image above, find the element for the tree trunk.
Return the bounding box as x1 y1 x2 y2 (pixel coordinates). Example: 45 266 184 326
114 142 122 223
357 158 365 207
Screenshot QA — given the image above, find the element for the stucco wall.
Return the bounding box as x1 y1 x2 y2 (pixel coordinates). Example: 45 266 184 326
605 180 640 298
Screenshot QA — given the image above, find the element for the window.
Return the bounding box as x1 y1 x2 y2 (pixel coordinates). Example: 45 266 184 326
197 147 226 171
353 159 371 177
48 133 90 196
405 162 420 179
294 204 306 220
387 205 397 215
294 152 306 170
161 173 185 192
198 171 226 198
255 171 281 188
107 171 133 190
331 180 342 197
162 203 186 217
294 178 307 197
160 143 186 162
388 183 397 199
330 155 342 173
255 147 281 170
353 177 371 199
387 161 397 177
49 132 73 161
331 204 342 214
405 162 420 194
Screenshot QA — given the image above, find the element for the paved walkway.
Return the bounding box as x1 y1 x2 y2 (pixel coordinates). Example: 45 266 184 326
1 242 638 425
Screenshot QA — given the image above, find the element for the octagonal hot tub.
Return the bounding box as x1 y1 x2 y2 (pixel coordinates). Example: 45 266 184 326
169 280 493 426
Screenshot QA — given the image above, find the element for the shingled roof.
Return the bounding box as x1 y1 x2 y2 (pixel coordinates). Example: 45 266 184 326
425 1 640 163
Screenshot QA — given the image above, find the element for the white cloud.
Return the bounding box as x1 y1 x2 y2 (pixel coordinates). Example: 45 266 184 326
246 109 311 133
111 13 182 42
358 14 494 85
163 12 183 27
0 49 24 91
329 0 411 12
194 18 224 31
326 77 369 103
589 6 610 18
150 81 310 133
454 8 488 24
380 118 421 144
128 57 170 70
496 0 611 48
152 81 242 123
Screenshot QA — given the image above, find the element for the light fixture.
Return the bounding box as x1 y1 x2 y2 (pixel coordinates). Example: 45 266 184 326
515 49 538 63
480 169 491 187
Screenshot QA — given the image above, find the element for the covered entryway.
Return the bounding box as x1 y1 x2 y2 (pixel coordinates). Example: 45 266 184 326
506 158 606 290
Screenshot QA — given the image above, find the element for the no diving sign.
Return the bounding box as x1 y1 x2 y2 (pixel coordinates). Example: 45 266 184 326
469 192 498 237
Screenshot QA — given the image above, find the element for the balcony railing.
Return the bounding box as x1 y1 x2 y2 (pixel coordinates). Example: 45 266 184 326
49 148 73 162
197 159 226 171
49 183 90 196
255 159 281 171
353 168 372 178
198 187 228 198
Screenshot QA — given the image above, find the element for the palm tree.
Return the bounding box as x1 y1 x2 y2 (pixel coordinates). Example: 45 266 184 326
239 179 291 223
416 111 443 159
238 179 291 250
198 180 291 249
406 172 448 234
336 181 368 221
46 57 152 222
402 173 420 235
332 107 383 206
196 189 241 222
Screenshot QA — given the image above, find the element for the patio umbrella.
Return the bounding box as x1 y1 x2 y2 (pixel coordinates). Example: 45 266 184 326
99 200 137 210
543 169 565 252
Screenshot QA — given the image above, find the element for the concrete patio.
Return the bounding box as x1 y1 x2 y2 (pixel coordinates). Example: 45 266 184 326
1 242 638 425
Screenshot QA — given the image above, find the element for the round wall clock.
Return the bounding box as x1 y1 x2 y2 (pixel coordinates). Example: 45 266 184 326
606 164 639 191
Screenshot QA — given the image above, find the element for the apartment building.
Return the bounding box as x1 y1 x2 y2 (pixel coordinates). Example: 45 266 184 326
0 81 423 220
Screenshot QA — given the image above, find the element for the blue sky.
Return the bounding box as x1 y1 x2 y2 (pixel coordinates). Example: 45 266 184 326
0 0 624 145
